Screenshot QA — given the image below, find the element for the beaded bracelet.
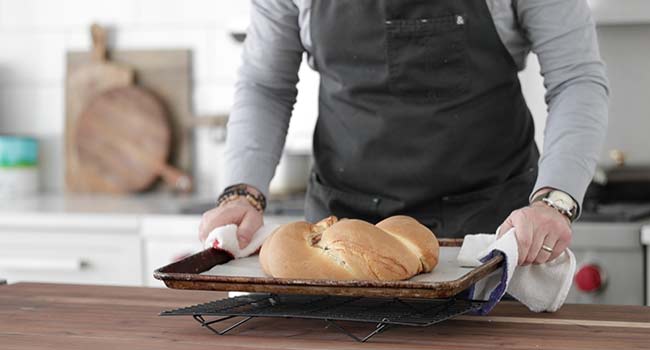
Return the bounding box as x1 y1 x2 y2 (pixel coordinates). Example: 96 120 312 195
216 184 266 212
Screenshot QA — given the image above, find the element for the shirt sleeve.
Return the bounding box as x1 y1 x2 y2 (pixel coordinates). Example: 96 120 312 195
223 0 304 197
516 0 609 211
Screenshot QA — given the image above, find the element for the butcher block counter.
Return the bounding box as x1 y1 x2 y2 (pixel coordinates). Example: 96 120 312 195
1 283 649 350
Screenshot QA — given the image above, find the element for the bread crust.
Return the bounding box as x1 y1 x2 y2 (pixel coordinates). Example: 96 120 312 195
259 215 439 281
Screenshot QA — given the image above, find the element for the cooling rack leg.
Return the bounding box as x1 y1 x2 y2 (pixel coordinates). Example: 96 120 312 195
324 319 391 343
193 315 254 335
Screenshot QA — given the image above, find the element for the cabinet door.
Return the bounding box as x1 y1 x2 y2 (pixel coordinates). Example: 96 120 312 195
0 232 141 286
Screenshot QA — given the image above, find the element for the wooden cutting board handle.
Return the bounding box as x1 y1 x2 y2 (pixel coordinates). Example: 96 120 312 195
65 24 135 193
158 164 193 192
91 23 108 62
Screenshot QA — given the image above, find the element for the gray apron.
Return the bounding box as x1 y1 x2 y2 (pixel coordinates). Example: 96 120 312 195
305 0 539 238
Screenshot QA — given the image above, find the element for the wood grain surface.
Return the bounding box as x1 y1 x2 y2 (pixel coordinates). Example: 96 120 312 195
75 85 190 193
66 49 193 193
65 25 134 192
0 283 648 350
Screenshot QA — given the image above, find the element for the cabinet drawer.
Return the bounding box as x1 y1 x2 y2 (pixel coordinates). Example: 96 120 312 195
0 232 142 286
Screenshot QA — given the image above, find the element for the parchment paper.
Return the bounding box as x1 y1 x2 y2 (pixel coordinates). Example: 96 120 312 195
201 247 474 283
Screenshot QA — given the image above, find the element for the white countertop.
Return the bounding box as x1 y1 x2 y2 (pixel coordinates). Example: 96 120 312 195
0 193 302 232
0 193 211 215
0 193 212 231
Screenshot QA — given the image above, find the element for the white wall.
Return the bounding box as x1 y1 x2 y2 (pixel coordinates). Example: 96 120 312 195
0 0 322 194
0 0 648 193
520 24 650 167
518 54 547 151
596 25 650 166
0 0 251 193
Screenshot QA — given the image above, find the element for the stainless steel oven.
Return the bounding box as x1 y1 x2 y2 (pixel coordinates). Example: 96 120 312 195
566 203 649 306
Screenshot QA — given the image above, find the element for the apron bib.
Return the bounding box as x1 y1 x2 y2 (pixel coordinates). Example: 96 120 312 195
306 0 539 237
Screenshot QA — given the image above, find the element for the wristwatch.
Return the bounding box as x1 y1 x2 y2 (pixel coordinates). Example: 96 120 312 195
532 190 579 223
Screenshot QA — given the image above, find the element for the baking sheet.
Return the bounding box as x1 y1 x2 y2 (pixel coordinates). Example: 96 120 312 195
201 247 473 283
155 238 502 299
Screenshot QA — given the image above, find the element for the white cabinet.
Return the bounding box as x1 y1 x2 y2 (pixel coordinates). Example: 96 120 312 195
141 215 203 287
141 214 302 287
0 213 141 286
0 210 303 288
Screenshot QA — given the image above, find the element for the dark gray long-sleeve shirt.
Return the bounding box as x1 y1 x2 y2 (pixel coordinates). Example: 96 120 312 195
224 0 609 209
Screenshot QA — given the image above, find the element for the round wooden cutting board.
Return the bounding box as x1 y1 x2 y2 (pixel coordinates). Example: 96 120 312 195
65 24 134 192
75 86 191 193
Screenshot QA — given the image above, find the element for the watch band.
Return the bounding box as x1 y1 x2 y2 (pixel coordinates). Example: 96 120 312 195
217 184 267 212
532 190 578 222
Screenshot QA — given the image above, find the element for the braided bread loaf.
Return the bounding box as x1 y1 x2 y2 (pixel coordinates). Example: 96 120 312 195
259 215 439 281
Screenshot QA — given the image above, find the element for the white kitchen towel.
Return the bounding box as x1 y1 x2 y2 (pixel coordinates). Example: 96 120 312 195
457 228 576 314
203 224 279 259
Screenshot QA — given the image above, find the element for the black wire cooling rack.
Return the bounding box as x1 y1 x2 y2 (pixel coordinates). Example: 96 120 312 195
160 293 485 342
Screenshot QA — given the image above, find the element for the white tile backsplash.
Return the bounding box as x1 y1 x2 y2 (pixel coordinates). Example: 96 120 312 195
111 27 216 83
62 0 138 28
211 28 244 82
285 59 319 153
0 0 64 28
0 1 249 192
518 54 548 150
0 84 63 135
0 0 642 192
0 31 65 84
193 82 235 116
138 0 223 26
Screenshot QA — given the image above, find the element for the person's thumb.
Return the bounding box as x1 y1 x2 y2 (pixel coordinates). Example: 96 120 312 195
497 216 514 238
236 210 263 249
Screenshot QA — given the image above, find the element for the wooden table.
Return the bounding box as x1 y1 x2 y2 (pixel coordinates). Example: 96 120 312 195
1 283 648 350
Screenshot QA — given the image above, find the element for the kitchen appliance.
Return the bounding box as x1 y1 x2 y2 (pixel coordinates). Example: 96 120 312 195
568 162 649 305
585 150 650 204
0 135 39 198
567 220 646 305
555 148 650 305
642 225 650 306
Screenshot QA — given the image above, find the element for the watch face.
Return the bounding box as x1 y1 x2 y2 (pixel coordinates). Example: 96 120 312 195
548 191 574 211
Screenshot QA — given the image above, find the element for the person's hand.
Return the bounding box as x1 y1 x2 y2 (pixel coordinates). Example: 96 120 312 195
498 201 572 266
198 196 263 249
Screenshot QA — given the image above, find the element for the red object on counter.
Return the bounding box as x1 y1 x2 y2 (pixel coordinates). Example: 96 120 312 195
574 264 604 293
